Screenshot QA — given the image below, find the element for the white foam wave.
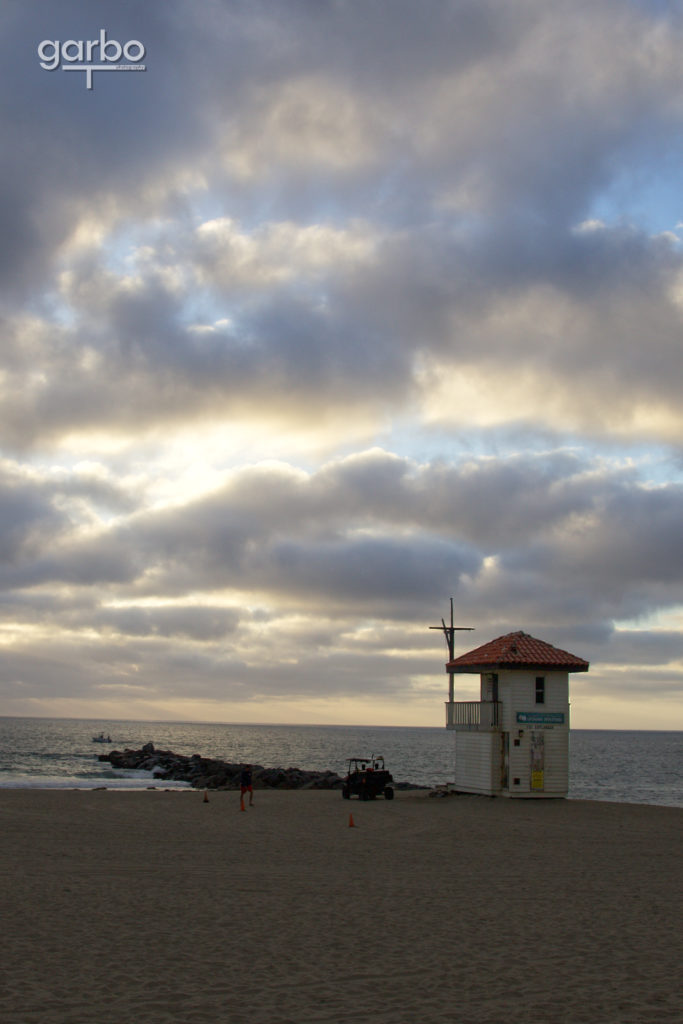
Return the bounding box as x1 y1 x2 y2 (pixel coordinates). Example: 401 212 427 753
0 773 191 790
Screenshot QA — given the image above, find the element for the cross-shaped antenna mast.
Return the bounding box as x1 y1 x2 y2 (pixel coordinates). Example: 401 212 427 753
429 597 473 661
429 598 473 704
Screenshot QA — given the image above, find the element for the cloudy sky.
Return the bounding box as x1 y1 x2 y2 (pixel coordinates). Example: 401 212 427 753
1 0 682 729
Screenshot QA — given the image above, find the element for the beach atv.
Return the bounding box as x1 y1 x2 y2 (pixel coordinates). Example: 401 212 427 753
342 755 394 800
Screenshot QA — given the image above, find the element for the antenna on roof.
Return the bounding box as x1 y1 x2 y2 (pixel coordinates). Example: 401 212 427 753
429 598 474 705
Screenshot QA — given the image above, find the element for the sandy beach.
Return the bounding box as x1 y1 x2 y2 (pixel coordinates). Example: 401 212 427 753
0 790 680 1024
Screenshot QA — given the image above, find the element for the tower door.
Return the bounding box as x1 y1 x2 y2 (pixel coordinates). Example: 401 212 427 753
501 732 509 790
484 672 499 702
530 731 545 791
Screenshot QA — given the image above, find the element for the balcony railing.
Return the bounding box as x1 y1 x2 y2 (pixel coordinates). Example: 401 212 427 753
445 700 502 731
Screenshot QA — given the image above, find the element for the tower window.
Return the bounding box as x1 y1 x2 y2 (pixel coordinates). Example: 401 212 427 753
535 677 545 704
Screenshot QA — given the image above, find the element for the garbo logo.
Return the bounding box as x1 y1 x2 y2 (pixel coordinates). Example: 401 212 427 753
37 29 146 89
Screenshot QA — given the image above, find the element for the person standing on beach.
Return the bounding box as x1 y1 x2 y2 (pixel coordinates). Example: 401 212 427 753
240 764 254 807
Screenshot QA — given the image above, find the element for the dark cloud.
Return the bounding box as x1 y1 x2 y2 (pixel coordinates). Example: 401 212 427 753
1 447 681 643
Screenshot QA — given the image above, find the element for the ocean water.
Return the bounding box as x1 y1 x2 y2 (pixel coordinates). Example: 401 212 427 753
0 717 681 807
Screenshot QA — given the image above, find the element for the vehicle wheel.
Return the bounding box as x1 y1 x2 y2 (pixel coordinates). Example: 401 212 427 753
384 787 394 800
342 786 350 799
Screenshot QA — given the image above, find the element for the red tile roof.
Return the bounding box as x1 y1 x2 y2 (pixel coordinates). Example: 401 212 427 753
447 631 589 673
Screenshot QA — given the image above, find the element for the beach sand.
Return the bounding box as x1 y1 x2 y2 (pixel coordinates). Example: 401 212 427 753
0 790 680 1024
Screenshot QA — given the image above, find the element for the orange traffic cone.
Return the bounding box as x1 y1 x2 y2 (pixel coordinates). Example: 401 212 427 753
203 791 209 803
240 796 246 812
348 813 356 828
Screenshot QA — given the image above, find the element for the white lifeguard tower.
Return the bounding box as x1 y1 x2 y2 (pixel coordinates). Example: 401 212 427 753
444 630 589 798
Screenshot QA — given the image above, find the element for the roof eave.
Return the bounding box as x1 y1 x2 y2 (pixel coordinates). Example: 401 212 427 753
447 661 590 673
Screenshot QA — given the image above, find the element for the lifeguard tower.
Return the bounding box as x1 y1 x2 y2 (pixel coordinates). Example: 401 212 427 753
444 630 589 798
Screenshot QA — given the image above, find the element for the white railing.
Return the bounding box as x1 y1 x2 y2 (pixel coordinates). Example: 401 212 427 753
445 701 502 731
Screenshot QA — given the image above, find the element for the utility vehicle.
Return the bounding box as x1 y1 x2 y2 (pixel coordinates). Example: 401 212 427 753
341 755 394 800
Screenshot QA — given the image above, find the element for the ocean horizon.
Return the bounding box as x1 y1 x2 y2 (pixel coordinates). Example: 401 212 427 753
1 716 681 807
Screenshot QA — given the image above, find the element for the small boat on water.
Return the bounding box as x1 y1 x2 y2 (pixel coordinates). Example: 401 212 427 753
92 732 112 743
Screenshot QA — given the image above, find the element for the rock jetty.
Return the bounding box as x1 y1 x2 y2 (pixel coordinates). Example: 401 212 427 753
99 742 422 790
